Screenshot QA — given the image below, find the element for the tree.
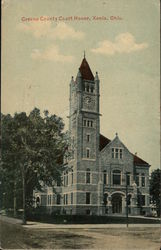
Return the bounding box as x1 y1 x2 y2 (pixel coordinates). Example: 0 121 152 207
1 108 66 224
150 169 161 217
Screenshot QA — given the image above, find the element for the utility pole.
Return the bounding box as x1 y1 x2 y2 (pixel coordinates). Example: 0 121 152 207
22 163 26 225
126 172 129 228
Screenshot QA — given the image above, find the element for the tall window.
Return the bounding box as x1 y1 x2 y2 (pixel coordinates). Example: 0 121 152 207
115 148 119 159
113 170 121 185
66 171 68 186
126 172 130 186
86 148 90 158
87 134 90 142
71 169 73 185
112 148 123 159
86 192 91 204
71 193 73 204
141 173 145 187
66 194 68 205
103 170 107 185
57 194 61 205
86 168 91 184
138 194 145 206
136 173 140 186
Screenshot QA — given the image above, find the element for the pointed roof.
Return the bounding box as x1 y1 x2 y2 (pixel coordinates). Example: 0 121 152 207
79 58 94 81
99 134 149 166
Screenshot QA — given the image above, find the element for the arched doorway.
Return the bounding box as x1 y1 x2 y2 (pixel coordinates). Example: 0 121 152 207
112 193 122 214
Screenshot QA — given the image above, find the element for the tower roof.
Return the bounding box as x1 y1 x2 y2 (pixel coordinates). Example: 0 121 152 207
79 57 94 81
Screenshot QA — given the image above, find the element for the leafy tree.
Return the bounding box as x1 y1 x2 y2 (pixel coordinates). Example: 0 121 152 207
1 108 66 223
150 169 161 217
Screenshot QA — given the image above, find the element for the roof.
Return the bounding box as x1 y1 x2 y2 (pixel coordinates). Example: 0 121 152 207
133 154 149 166
79 58 94 81
99 134 111 151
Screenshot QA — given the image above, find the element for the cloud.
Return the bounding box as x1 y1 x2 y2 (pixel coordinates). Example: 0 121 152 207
31 45 74 62
91 33 148 55
17 22 84 40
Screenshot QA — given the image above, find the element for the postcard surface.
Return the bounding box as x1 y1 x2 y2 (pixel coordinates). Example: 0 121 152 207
1 0 160 249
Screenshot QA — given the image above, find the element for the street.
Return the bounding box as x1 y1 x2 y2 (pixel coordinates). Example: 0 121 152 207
0 217 160 249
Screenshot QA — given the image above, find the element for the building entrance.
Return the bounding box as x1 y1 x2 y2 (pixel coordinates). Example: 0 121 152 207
112 194 122 213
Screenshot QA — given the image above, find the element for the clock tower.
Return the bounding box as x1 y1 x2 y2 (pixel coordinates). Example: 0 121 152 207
64 55 101 215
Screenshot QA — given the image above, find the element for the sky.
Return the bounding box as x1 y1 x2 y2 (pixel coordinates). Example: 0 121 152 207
2 0 160 171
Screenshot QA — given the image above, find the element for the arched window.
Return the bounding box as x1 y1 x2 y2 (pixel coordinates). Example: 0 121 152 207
86 168 91 184
113 170 121 185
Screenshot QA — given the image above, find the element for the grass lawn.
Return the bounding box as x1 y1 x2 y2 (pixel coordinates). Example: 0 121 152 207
0 221 161 249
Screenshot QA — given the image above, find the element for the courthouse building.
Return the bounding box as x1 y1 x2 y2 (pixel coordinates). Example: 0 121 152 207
34 56 151 216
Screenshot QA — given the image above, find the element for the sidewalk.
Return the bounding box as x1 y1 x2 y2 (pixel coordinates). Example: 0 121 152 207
24 221 161 229
0 215 160 229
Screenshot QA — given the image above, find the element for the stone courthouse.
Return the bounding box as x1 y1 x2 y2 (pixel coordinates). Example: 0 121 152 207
34 56 151 216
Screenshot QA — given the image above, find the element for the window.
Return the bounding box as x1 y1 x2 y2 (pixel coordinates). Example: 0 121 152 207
63 194 65 205
86 85 89 92
57 194 61 205
63 172 65 186
113 170 121 185
136 173 139 186
86 149 90 158
111 148 123 159
86 168 91 184
86 192 91 204
71 169 73 184
83 119 94 128
115 148 119 159
91 87 94 93
66 194 68 205
120 149 123 159
103 170 107 185
112 148 114 158
138 194 145 206
141 174 145 187
87 134 90 142
126 172 130 186
48 195 52 205
71 193 73 204
66 171 68 186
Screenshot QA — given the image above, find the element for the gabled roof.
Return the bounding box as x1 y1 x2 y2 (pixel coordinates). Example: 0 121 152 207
99 134 111 151
79 58 94 81
133 154 149 166
99 133 149 166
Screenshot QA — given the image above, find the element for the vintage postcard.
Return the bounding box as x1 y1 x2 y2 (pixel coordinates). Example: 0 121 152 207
1 0 160 249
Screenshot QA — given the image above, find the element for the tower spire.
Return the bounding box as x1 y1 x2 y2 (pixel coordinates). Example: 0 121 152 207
84 50 86 58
